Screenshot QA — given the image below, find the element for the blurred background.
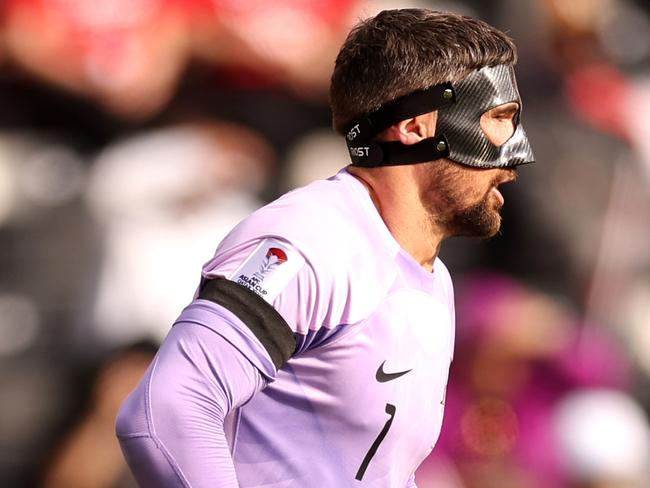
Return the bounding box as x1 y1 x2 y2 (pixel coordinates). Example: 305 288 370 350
0 0 649 487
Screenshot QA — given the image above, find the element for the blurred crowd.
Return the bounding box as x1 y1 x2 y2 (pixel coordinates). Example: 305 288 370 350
0 0 649 487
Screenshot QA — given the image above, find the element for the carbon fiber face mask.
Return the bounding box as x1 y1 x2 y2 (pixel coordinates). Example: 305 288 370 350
437 64 534 168
344 64 534 168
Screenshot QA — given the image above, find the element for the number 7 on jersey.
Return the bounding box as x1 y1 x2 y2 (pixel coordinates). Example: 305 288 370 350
355 403 396 481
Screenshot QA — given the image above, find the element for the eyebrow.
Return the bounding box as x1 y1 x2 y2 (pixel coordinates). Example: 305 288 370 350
490 103 519 116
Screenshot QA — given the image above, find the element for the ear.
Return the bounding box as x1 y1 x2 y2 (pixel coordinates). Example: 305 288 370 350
385 112 437 145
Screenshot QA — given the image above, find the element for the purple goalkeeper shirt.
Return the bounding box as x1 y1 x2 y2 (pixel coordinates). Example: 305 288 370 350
117 169 455 487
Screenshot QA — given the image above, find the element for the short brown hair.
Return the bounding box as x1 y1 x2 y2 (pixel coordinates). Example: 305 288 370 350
330 9 517 134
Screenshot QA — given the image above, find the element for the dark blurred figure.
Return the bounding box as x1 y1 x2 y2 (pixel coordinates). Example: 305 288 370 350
37 341 157 488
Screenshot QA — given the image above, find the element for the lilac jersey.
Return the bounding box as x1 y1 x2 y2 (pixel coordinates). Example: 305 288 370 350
117 169 455 487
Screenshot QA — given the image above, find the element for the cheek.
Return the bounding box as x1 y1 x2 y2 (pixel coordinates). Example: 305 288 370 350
423 164 498 209
464 172 502 204
464 177 494 202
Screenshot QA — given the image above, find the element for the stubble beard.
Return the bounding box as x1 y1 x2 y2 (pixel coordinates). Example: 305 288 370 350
444 193 502 238
421 162 503 239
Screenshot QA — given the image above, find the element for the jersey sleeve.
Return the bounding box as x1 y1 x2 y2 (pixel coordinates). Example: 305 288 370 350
116 320 267 487
202 237 346 355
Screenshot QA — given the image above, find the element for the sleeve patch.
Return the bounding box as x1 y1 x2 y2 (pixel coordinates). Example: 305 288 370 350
227 238 305 303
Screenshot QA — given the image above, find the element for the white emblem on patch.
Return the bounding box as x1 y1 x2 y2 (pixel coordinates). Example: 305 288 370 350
228 238 305 303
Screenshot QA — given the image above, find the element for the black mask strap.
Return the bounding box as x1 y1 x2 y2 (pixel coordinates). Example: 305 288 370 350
344 82 455 167
350 135 450 167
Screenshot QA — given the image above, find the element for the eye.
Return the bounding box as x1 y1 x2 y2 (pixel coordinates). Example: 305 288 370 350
490 104 519 121
480 103 519 146
494 111 515 121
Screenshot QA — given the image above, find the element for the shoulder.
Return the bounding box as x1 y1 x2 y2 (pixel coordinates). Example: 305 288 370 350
211 174 400 326
220 174 392 278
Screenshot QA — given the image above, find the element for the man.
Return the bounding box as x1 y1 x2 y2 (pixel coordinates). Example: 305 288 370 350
116 8 534 487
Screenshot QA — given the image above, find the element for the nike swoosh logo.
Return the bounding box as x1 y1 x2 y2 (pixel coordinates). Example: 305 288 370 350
376 361 413 383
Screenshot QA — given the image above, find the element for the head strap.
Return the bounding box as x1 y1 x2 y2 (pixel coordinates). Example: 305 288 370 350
348 135 451 167
344 82 455 167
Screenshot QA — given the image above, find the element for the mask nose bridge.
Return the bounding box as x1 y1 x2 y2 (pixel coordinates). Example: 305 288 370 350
496 123 534 167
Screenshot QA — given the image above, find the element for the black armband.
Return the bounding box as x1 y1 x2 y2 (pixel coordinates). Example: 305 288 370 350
198 278 296 370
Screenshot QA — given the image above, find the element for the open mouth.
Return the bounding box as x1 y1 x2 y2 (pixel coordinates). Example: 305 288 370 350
490 176 516 206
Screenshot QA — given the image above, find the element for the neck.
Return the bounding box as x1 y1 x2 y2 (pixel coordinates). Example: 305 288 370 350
348 166 446 272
